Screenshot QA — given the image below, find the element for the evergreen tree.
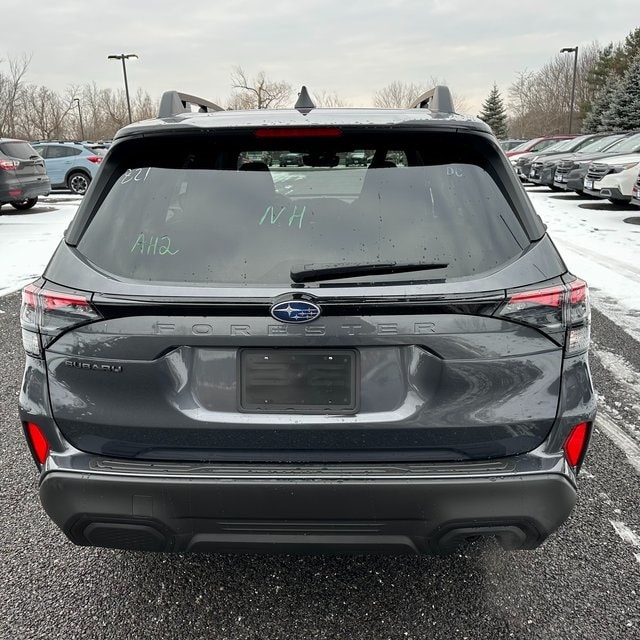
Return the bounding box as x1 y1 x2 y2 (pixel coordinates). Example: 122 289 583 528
600 53 640 131
582 74 622 132
478 83 508 138
587 43 626 95
621 27 640 67
584 27 640 118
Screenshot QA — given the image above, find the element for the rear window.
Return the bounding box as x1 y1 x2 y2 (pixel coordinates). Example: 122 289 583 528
76 133 529 286
530 139 564 153
550 138 580 152
607 133 640 154
579 135 624 153
0 141 38 159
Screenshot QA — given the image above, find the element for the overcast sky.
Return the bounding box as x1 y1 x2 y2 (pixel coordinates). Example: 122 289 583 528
2 0 636 113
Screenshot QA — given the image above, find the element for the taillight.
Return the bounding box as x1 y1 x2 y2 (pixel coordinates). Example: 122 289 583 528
86 155 102 164
496 278 590 354
20 282 101 357
0 159 19 170
564 422 590 468
25 422 50 466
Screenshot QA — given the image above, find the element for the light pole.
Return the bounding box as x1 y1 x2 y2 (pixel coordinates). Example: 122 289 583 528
560 46 579 134
107 53 138 123
72 97 84 140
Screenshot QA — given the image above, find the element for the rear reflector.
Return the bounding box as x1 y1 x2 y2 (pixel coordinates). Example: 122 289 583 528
9 189 23 197
255 127 342 138
564 422 590 467
26 422 49 465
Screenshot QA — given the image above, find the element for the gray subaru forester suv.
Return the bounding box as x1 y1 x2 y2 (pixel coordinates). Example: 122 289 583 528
18 87 595 555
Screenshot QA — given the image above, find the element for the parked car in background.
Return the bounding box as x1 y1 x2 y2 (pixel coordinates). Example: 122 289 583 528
0 137 50 211
279 152 304 167
499 139 527 152
242 151 273 166
527 133 623 188
632 172 640 207
345 151 368 166
583 154 640 203
554 132 640 194
515 137 592 182
18 87 595 556
30 141 103 195
506 135 575 160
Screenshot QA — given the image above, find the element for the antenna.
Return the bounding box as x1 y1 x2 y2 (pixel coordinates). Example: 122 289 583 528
295 86 315 115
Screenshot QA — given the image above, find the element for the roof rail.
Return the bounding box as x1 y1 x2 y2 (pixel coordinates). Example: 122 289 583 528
158 91 224 118
409 86 455 114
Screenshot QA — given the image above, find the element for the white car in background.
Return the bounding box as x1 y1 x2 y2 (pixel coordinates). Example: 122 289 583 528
583 154 640 203
631 171 640 207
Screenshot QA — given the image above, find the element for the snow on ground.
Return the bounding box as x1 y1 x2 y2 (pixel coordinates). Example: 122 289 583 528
0 195 80 296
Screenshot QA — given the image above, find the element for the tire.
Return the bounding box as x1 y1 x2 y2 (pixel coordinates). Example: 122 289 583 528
67 171 90 195
10 197 38 210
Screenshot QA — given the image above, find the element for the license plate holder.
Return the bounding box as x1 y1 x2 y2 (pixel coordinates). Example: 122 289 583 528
240 349 359 413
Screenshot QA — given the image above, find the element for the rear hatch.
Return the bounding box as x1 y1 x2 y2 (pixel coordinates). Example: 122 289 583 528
0 140 47 194
33 127 581 463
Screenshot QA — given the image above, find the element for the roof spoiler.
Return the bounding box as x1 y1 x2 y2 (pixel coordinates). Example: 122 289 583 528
158 91 224 118
409 86 455 114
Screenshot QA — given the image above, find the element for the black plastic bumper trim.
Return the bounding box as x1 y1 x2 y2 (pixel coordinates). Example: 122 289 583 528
41 470 576 555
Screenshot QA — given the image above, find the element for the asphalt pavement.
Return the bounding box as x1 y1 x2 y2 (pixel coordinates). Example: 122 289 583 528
1 291 639 640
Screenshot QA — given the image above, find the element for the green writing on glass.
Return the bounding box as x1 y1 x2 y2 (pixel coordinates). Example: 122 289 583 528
131 233 180 256
259 205 306 229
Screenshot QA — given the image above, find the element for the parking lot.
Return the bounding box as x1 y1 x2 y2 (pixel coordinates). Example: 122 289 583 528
1 188 639 639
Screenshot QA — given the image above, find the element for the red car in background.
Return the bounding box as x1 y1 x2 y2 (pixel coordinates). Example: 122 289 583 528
506 135 576 159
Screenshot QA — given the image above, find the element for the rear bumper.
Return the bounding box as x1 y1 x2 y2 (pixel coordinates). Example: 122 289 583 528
39 459 577 554
0 178 50 202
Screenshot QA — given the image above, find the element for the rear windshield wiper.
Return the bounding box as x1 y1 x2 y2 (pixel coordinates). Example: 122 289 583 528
290 261 449 283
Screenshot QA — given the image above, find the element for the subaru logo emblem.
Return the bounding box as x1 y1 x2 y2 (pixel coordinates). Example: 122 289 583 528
270 300 321 324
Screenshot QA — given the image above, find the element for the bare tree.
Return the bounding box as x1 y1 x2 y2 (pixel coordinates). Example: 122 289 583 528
132 88 157 122
312 90 351 108
0 54 32 137
508 44 602 137
18 84 74 140
373 81 426 108
230 67 293 109
226 91 258 111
